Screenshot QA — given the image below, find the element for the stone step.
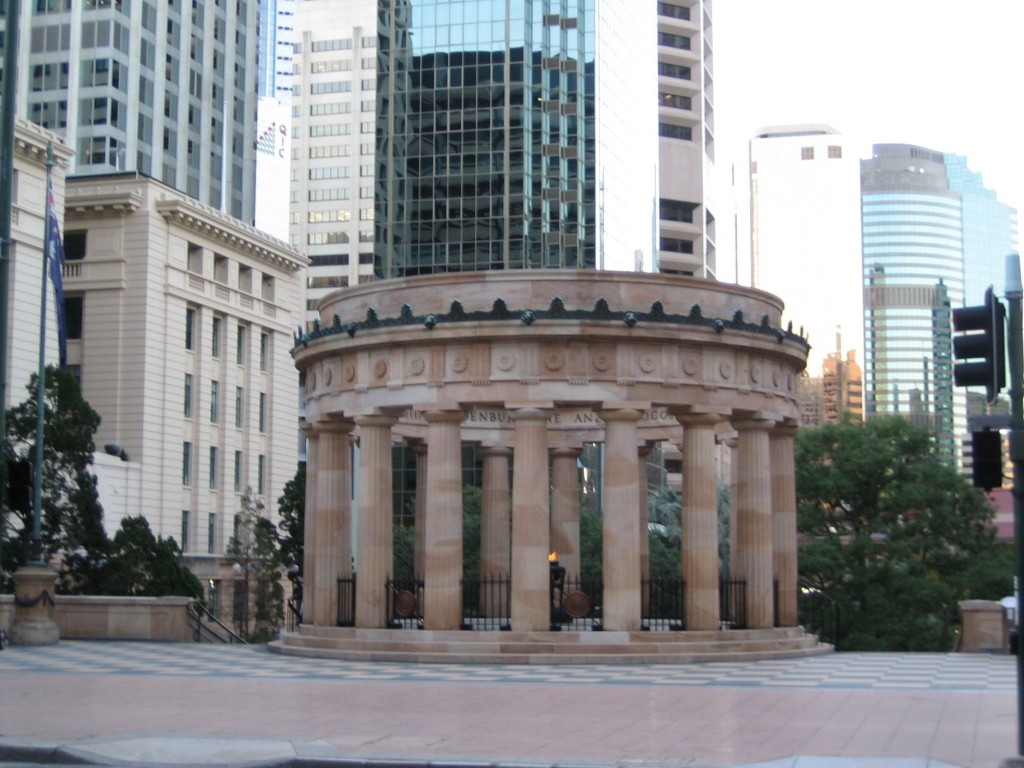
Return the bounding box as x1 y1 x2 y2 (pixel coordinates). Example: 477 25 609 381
269 626 832 664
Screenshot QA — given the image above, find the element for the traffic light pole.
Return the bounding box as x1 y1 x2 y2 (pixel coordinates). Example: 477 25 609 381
1006 253 1024 757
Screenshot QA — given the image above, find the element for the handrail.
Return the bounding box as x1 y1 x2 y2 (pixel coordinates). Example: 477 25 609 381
186 599 247 644
286 597 302 632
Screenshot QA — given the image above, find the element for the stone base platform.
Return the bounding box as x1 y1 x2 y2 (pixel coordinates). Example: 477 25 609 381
269 625 832 664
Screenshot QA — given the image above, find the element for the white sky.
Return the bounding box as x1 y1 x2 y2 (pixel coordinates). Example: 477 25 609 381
712 0 1024 284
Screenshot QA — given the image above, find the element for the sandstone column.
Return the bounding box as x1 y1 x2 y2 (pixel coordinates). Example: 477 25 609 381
353 412 397 628
678 410 725 630
733 415 776 629
481 446 512 577
550 446 581 578
300 421 320 625
509 406 552 631
422 409 465 630
480 445 512 617
771 420 799 627
599 405 646 631
309 420 354 627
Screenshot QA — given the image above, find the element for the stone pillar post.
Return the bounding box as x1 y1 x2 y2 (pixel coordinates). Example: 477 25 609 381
678 410 725 631
422 409 465 630
353 413 397 628
509 406 552 631
480 446 512 617
733 416 776 629
599 405 646 631
300 422 320 625
771 420 799 627
10 565 59 645
309 420 354 627
550 447 581 578
412 442 428 577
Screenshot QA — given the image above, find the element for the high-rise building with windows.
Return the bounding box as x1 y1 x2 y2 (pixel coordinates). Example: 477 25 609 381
1 0 260 222
861 144 1018 464
748 125 862 375
373 0 657 278
291 0 379 323
657 0 715 278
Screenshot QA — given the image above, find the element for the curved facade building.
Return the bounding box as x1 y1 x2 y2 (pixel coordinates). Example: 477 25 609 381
862 144 1018 464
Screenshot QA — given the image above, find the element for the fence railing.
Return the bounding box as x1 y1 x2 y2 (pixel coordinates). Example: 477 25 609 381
641 578 685 631
798 579 840 650
186 599 247 644
363 575 753 632
460 574 511 631
337 576 356 627
719 579 747 629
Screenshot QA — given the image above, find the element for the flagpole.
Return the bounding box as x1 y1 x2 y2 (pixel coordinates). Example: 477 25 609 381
29 143 54 565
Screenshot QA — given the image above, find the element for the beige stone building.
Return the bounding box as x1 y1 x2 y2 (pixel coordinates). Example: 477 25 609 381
2 121 74 411
278 270 819 660
60 174 306 597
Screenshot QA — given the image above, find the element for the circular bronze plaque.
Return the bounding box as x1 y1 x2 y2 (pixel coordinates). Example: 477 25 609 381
393 590 417 618
563 590 590 619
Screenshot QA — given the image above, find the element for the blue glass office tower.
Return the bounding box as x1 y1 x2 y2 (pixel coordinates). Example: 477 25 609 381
862 144 1018 464
374 0 657 277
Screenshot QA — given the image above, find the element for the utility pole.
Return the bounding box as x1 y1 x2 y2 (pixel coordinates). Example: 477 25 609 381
1006 253 1024 757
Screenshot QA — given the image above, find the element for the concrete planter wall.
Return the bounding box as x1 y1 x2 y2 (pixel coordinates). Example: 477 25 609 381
1 595 194 642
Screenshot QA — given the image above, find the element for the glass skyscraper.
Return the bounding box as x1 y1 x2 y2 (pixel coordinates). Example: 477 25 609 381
862 144 1018 464
373 0 657 278
1 0 260 222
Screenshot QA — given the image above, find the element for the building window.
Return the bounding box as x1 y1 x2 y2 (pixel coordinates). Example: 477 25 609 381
658 123 692 141
64 231 87 260
182 442 192 485
235 386 244 428
234 450 242 492
181 510 190 551
258 392 266 432
211 316 222 357
659 198 696 223
210 380 219 422
260 332 269 371
657 62 691 80
184 373 193 417
257 454 265 494
236 325 246 364
185 307 196 350
801 146 815 160
64 296 84 339
657 2 690 20
209 446 218 489
660 237 694 254
828 145 843 159
207 513 217 554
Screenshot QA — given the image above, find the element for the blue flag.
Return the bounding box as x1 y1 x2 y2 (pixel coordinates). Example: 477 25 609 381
46 177 67 368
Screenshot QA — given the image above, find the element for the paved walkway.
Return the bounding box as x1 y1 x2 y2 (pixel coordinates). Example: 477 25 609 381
0 641 1019 768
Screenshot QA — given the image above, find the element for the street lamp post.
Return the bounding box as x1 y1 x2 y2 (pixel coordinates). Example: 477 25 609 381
1005 253 1024 757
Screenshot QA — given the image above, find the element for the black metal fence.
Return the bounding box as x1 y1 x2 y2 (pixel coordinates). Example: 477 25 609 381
386 577 424 629
719 579 747 629
641 578 685 631
337 576 356 627
460 574 511 631
798 580 840 650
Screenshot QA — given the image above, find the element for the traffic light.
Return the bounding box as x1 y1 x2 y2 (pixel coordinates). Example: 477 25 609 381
953 287 1006 402
971 428 1003 491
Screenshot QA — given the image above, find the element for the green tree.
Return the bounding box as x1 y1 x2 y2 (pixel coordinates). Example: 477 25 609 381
277 465 305 570
227 488 284 642
94 516 202 598
2 366 108 592
796 416 1010 651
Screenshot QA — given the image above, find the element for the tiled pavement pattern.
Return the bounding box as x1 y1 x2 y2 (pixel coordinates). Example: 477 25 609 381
0 641 1016 691
0 641 1019 768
